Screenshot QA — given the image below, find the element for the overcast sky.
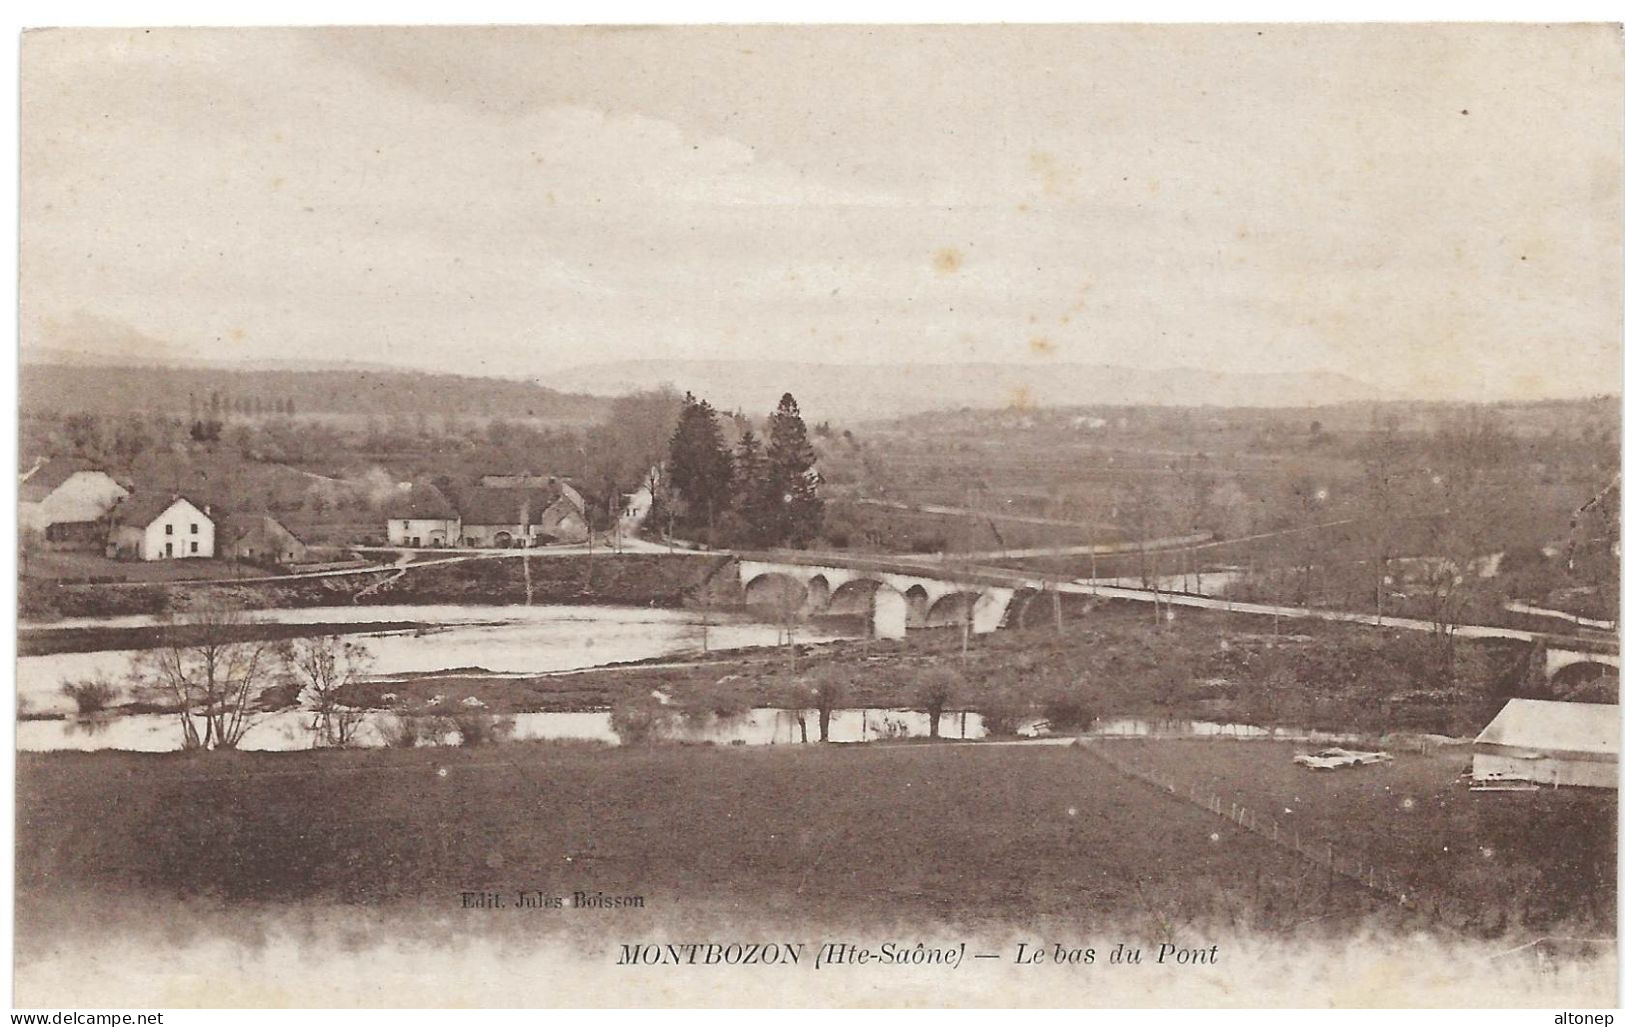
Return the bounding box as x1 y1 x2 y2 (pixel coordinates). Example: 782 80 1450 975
19 24 1623 400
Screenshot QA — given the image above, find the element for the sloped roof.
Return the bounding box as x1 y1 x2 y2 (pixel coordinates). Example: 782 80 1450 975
109 493 209 528
1475 699 1619 758
387 482 458 520
454 485 563 526
221 513 301 544
19 458 110 502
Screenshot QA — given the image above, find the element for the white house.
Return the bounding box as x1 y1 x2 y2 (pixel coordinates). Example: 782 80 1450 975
106 495 216 561
19 458 129 546
385 482 461 547
618 466 660 539
1472 698 1619 790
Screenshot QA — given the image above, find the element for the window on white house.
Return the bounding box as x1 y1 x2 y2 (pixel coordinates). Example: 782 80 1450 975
165 524 173 535
190 541 198 554
190 523 199 534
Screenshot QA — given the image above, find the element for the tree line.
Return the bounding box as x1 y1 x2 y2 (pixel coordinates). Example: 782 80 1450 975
664 391 824 549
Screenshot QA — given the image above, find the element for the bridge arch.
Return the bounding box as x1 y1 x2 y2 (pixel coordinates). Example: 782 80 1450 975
804 574 832 612
902 584 932 628
1008 586 1044 629
925 591 980 629
743 572 809 616
822 578 907 639
1550 659 1619 693
827 578 881 615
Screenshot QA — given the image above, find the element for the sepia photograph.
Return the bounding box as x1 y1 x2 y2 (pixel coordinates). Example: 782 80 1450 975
12 20 1623 1009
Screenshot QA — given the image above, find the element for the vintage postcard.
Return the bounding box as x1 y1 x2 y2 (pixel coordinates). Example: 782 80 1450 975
14 23 1622 1008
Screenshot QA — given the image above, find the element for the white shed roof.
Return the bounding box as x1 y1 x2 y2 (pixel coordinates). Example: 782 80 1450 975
1474 699 1619 758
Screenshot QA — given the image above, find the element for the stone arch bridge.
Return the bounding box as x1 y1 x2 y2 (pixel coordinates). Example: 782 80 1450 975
735 553 1033 639
1545 646 1621 688
728 551 1621 678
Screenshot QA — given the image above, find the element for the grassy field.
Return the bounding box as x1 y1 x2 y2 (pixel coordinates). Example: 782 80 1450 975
18 742 1389 946
1102 739 1616 934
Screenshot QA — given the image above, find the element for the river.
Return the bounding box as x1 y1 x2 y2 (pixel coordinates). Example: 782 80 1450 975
17 603 855 718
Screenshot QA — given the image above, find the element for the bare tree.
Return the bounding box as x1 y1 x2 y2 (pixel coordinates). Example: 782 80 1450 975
805 667 845 742
138 602 284 751
1357 415 1410 624
774 676 814 743
1415 411 1507 672
1169 454 1213 594
284 634 373 748
912 664 961 738
1121 477 1169 625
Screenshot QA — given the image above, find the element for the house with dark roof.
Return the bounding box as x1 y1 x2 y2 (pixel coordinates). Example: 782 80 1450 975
105 494 215 561
19 458 129 546
479 471 586 511
223 513 308 568
454 484 588 547
381 479 589 549
385 482 460 547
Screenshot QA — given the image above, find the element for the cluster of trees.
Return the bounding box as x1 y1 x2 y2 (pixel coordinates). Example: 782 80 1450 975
664 391 824 548
189 391 297 419
608 656 1102 747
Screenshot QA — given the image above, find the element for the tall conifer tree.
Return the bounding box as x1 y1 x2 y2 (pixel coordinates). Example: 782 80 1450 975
667 392 733 544
764 392 823 547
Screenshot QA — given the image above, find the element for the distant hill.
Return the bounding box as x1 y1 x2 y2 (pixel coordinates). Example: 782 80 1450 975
20 360 608 424
542 359 1386 422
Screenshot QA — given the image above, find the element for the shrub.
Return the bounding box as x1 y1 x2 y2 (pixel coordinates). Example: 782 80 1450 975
610 694 673 745
61 676 117 716
976 684 1030 738
681 679 753 724
444 710 511 747
1040 686 1098 733
378 712 429 749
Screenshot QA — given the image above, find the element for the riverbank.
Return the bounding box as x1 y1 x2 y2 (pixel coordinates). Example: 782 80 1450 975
21 594 1546 740
19 552 737 620
342 599 1531 735
19 618 430 657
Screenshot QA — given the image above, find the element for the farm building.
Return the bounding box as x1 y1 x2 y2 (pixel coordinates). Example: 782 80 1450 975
19 458 129 547
105 494 216 561
385 482 461 547
223 513 308 567
455 484 588 547
480 471 585 507
1472 698 1619 790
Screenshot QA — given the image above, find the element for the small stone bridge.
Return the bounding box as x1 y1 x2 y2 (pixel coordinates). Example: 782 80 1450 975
1545 646 1622 688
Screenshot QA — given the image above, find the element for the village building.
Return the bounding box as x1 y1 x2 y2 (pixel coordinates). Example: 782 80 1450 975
385 482 461 547
455 484 589 547
105 494 216 561
19 458 129 548
1472 698 1619 790
480 471 586 506
222 513 308 568
617 466 660 539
